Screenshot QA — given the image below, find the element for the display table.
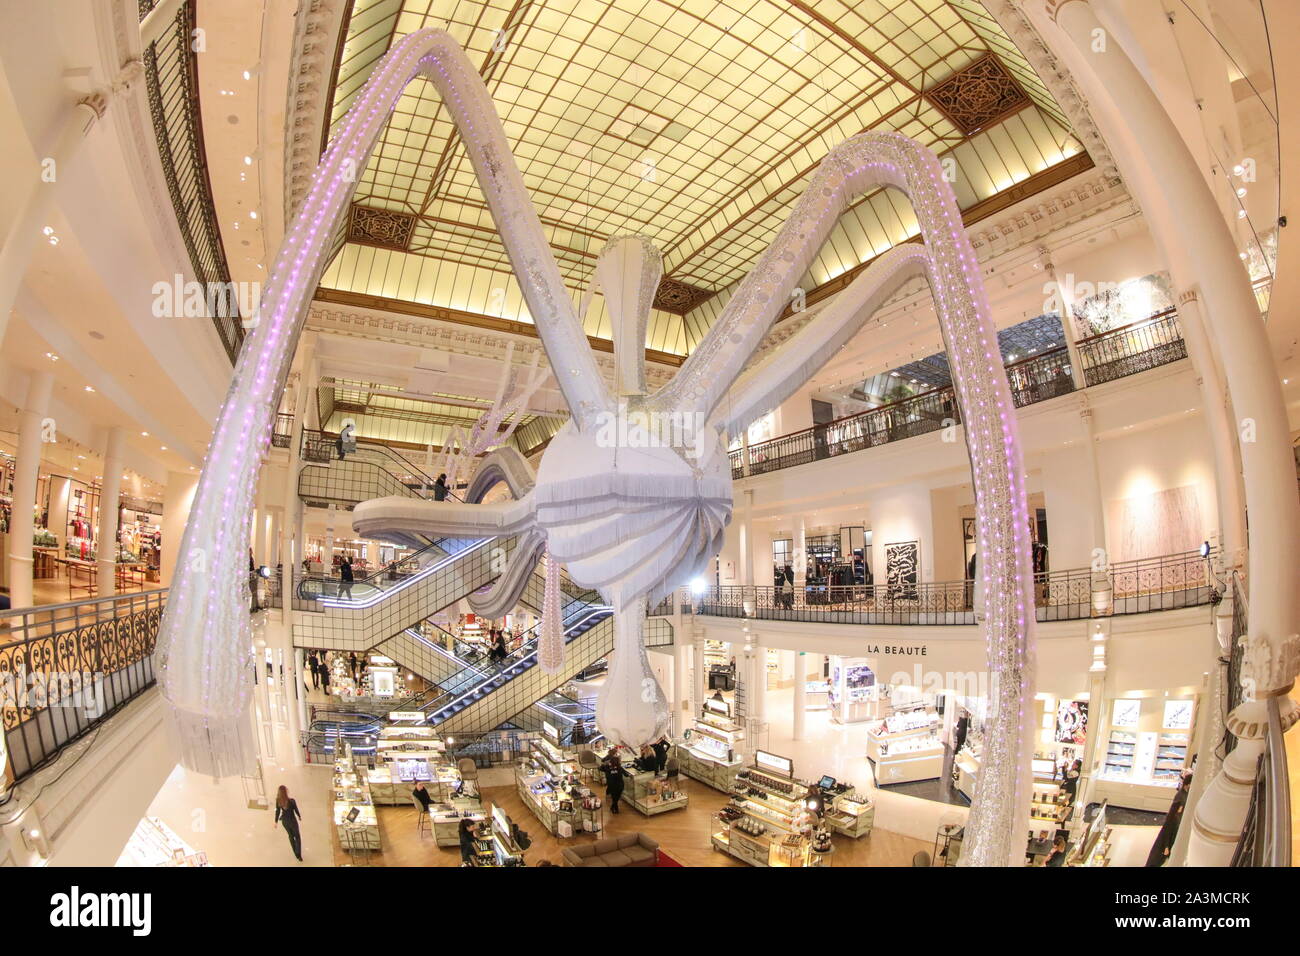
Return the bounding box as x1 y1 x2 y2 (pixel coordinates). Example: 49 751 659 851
33 546 58 580
675 744 745 792
622 767 687 816
713 757 815 867
333 763 381 850
430 800 486 848
826 790 875 838
866 711 943 784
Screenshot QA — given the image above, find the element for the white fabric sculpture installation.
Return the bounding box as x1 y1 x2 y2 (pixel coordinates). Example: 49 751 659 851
159 29 1036 865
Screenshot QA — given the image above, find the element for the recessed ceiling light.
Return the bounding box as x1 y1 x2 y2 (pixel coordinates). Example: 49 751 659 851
45 352 58 361
141 431 149 437
160 446 167 451
84 385 95 392
249 211 258 220
243 155 252 165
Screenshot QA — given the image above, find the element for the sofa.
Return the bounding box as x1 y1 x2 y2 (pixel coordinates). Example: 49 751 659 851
561 833 659 867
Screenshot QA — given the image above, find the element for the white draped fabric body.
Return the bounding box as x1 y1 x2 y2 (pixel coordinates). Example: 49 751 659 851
160 28 1034 863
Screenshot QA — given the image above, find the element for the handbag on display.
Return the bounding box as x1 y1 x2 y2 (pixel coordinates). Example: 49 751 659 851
557 821 573 838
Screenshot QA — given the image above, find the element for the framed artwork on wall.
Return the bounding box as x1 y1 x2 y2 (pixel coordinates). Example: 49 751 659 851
885 540 920 599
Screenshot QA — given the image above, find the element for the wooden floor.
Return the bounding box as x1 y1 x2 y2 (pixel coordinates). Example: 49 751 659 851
330 772 929 867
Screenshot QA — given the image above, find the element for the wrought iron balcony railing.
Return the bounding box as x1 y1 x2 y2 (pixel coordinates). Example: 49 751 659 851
684 548 1216 626
141 0 245 364
1 589 166 786
728 308 1188 480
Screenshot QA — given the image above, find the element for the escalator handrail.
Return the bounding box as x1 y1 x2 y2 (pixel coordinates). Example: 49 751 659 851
421 604 613 720
317 536 499 609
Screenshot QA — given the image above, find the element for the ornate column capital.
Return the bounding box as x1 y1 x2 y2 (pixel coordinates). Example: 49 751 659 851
1241 631 1300 699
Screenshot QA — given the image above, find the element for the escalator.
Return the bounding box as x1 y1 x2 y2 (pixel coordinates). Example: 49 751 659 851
291 535 516 651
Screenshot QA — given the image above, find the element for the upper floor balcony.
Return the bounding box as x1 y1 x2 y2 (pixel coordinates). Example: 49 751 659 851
729 308 1188 480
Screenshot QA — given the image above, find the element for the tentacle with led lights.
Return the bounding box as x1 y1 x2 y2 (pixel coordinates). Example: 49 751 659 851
155 28 609 777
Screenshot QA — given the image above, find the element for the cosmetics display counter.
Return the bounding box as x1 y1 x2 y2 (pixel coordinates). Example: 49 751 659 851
429 801 487 848
1092 698 1193 812
1066 801 1111 867
712 751 815 867
117 816 210 867
829 659 888 725
333 758 380 850
366 726 460 803
1029 780 1072 829
623 766 688 815
804 680 830 712
516 739 604 836
954 745 980 800
469 805 526 866
866 709 943 784
824 786 875 839
677 699 745 792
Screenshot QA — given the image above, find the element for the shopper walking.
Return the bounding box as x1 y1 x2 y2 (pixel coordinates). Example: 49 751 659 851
433 473 449 502
339 554 355 601
348 651 358 681
602 753 625 814
274 785 304 862
307 651 319 689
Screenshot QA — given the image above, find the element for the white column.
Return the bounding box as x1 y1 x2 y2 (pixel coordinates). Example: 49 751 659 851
1041 252 1088 391
1174 289 1247 568
160 470 199 587
47 475 72 549
7 370 54 608
1047 0 1300 687
794 517 807 589
739 490 754 587
0 100 104 349
95 427 125 597
674 641 689 736
693 634 706 719
323 503 336 573
793 650 808 741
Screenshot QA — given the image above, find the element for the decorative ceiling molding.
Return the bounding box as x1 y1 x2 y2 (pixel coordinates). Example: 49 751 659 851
652 277 715 316
282 0 350 224
924 53 1030 135
978 0 1120 181
746 166 1134 369
346 204 417 251
306 298 680 393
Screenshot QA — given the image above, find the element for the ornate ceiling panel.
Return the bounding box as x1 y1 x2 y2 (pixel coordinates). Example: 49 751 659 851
314 0 1089 355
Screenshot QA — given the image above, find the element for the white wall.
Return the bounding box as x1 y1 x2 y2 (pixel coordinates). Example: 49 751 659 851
869 482 934 585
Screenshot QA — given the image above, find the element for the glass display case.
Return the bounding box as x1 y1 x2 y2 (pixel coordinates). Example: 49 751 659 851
712 757 814 867
866 708 943 783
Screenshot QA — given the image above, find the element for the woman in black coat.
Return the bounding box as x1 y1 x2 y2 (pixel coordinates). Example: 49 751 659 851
602 754 625 814
274 785 304 862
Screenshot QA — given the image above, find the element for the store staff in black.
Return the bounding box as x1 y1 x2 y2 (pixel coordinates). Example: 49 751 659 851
274 785 304 862
953 712 970 754
652 737 671 774
412 781 433 811
602 753 625 813
458 817 478 864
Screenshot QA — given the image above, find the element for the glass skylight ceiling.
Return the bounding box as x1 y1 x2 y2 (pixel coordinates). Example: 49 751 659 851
317 0 1085 356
